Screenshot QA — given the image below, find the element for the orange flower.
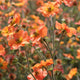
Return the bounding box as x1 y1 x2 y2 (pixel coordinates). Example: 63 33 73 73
1 26 15 37
8 30 29 49
76 49 80 59
55 21 76 37
40 60 46 67
13 13 20 24
37 1 60 17
5 10 15 17
45 59 53 66
12 2 25 7
8 13 20 25
0 57 8 69
27 69 47 80
40 59 53 67
67 27 76 37
32 59 53 70
0 45 5 56
60 41 64 45
68 68 77 79
36 0 44 6
55 21 70 32
32 63 42 70
77 26 80 32
0 11 3 15
30 25 47 44
63 0 73 7
30 15 45 26
63 53 74 59
56 0 76 7
71 42 78 46
68 39 72 44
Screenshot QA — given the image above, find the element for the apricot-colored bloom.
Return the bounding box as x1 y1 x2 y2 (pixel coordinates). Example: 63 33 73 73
68 39 72 44
40 59 53 67
55 21 69 32
60 41 64 45
77 26 80 32
27 69 47 80
12 0 27 7
1 26 15 37
21 18 28 28
63 53 74 59
8 13 20 25
76 49 80 59
55 21 70 32
55 21 76 37
5 10 15 17
32 63 42 70
37 1 60 17
30 15 45 26
68 68 77 79
0 45 5 56
0 57 8 69
0 11 3 15
8 30 29 49
56 0 77 7
36 0 44 7
67 27 76 37
45 59 53 66
13 13 20 24
63 0 74 7
12 2 25 7
76 37 79 41
71 42 78 47
30 25 47 44
64 75 70 80
32 59 53 70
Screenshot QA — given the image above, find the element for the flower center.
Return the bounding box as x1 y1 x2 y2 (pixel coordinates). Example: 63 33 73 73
47 6 54 12
16 37 23 43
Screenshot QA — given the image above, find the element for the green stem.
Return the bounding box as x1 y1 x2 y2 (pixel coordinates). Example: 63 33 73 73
26 51 36 80
50 15 56 80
